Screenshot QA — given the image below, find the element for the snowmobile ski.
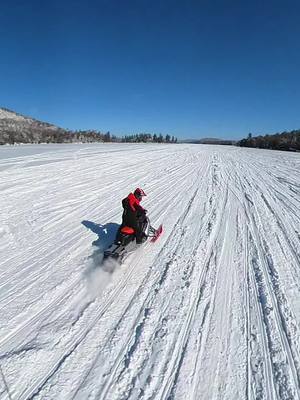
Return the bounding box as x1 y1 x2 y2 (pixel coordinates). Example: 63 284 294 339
149 224 163 243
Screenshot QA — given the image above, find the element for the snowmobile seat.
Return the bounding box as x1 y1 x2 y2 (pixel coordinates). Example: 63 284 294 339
120 226 135 235
114 225 136 246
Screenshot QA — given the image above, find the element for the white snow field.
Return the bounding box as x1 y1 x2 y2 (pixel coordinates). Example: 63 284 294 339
0 143 300 400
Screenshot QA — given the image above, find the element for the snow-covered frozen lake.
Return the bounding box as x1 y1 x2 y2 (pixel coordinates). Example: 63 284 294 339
0 143 300 399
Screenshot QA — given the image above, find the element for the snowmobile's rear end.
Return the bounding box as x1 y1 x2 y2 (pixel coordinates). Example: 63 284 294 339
104 217 162 263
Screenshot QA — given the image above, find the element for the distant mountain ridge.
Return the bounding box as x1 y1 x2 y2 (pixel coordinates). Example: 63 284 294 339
0 107 231 146
0 107 56 126
181 137 236 145
0 107 104 144
0 107 65 144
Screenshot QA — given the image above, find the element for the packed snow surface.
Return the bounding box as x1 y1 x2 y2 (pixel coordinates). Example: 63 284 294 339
0 143 300 400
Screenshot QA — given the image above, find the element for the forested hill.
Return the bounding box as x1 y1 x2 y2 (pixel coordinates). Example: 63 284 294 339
237 130 300 151
0 107 108 144
0 107 177 145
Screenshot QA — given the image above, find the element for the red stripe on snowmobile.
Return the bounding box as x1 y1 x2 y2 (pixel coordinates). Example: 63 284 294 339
120 226 135 234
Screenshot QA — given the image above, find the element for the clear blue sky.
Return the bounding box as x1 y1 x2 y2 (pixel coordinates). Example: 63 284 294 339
1 0 300 139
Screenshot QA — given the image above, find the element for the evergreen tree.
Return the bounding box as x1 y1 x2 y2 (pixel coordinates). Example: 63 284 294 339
104 131 111 142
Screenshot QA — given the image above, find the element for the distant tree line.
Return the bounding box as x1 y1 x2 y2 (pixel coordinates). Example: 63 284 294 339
0 107 179 145
68 131 177 144
184 138 235 145
0 126 178 145
237 130 300 151
71 130 118 143
121 133 177 143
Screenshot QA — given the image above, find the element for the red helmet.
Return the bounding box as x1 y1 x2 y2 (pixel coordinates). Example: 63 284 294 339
134 188 146 200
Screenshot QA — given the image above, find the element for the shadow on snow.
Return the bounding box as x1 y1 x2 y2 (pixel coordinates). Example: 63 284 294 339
81 220 119 252
81 220 120 270
81 220 121 300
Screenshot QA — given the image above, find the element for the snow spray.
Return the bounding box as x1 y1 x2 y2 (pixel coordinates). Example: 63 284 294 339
83 249 120 302
71 249 121 321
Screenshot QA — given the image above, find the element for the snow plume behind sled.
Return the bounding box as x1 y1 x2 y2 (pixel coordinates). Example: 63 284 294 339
83 249 120 302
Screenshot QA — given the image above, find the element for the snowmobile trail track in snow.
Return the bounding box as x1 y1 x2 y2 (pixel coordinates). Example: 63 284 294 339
0 143 299 400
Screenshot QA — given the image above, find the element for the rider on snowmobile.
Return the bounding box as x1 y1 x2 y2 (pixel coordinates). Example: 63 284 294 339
120 188 147 244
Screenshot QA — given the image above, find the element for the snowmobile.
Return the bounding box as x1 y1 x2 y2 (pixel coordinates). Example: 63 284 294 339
103 216 162 262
